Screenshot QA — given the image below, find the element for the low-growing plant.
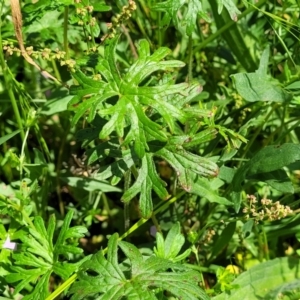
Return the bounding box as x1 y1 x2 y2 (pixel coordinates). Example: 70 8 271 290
1 0 300 299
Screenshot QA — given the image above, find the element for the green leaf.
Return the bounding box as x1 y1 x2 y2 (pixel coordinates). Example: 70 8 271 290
5 210 87 297
156 146 219 191
107 234 127 279
210 222 236 260
68 72 113 126
151 0 183 31
122 153 169 218
184 128 218 149
60 177 122 193
154 222 191 262
24 10 63 33
68 36 186 157
231 143 299 211
6 267 52 299
68 34 219 218
264 280 300 299
92 3 111 12
231 48 292 102
85 139 121 164
152 0 210 36
247 143 300 175
217 0 241 21
40 96 72 115
185 0 205 35
69 233 209 300
22 271 52 300
218 166 235 184
209 0 257 71
213 257 300 300
95 151 137 184
249 170 294 193
285 81 300 90
242 220 254 238
163 222 184 258
0 130 21 146
118 240 144 275
233 143 300 188
191 176 232 206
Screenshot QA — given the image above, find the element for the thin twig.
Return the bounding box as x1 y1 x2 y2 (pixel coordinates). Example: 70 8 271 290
10 0 61 84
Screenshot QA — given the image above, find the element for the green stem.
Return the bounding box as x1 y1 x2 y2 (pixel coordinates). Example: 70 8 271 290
151 214 162 234
0 30 25 144
102 193 112 217
122 24 138 59
191 245 206 289
261 226 270 260
51 60 62 82
136 15 152 45
21 205 35 229
93 192 102 210
88 23 96 48
239 104 277 164
187 36 193 83
56 121 70 217
34 124 51 162
124 170 132 234
195 0 267 51
157 0 162 47
19 127 30 179
254 224 266 262
46 273 77 300
64 6 69 59
40 168 50 219
276 119 300 144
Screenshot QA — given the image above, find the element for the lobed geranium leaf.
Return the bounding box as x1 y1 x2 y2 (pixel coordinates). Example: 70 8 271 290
5 210 87 298
21 270 51 300
106 233 124 279
184 128 218 148
163 222 185 258
154 222 191 262
152 0 210 36
118 240 144 275
217 0 241 21
69 35 186 157
103 36 122 85
85 138 122 164
122 153 169 218
95 151 137 183
156 145 219 191
69 232 209 300
69 33 220 217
